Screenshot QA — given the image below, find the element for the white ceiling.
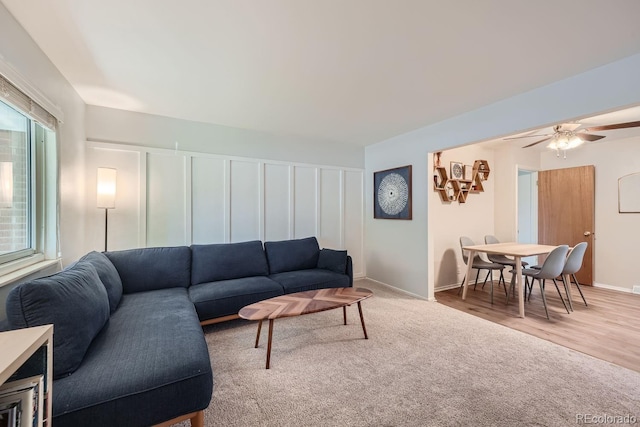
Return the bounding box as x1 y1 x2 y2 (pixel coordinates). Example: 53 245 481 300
4 0 640 146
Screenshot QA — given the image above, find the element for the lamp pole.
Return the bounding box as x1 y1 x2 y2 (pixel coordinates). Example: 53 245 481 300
97 167 117 252
104 208 109 252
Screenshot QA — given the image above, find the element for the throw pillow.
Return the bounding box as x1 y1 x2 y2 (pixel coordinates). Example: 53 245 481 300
79 251 123 313
264 237 320 273
6 261 110 379
317 248 348 274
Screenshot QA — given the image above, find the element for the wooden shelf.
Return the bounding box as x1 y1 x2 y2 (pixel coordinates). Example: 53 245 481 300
457 180 472 203
432 155 490 203
470 173 484 193
0 325 53 427
473 160 490 181
433 167 451 202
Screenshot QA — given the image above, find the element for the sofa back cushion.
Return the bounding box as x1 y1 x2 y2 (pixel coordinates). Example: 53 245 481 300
191 240 269 285
79 251 123 313
264 237 320 274
106 246 191 293
6 261 110 379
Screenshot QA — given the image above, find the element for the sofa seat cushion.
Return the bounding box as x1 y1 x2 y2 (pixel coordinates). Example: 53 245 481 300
52 288 213 427
191 240 269 285
268 269 350 294
6 261 110 379
189 276 284 320
106 246 191 293
264 237 320 274
79 251 123 313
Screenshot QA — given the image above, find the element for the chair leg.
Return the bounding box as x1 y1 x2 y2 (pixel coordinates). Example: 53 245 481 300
572 274 588 306
498 269 507 297
474 270 480 290
552 279 570 314
490 277 494 305
537 279 550 320
481 270 491 289
561 276 574 312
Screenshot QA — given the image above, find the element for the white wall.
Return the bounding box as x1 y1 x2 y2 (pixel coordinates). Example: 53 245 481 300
429 145 496 291
366 53 640 299
85 106 364 169
85 142 365 278
0 3 86 265
540 137 640 291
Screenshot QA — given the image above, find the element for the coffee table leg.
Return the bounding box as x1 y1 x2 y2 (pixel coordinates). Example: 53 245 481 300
266 319 274 369
343 306 347 325
357 301 368 339
255 320 263 348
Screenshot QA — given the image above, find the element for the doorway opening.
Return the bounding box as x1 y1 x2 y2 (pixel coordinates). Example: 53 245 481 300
517 168 538 266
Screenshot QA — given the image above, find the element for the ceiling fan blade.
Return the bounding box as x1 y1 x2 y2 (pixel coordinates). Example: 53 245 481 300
503 132 553 140
577 133 605 142
522 137 551 148
582 120 640 132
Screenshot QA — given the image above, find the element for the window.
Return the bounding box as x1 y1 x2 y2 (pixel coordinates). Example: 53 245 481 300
0 73 58 270
0 101 32 262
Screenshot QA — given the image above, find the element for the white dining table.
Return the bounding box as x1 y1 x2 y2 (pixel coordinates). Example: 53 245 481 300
461 242 558 318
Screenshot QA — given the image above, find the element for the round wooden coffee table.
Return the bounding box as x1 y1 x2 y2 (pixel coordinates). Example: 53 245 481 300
238 287 372 369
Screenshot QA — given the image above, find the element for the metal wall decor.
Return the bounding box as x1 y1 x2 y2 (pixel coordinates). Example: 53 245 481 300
374 165 412 219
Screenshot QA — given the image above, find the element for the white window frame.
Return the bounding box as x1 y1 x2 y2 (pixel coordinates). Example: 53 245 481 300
0 64 61 281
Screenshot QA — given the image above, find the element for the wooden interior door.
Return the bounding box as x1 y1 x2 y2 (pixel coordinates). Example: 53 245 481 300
538 165 595 285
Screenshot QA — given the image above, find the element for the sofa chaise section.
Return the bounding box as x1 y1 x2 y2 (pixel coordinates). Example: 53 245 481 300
6 248 213 427
52 287 212 427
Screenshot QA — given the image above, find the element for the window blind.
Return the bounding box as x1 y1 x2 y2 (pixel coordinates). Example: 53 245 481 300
0 74 57 131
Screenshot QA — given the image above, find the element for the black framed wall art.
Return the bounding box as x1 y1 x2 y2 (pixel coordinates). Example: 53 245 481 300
373 165 412 219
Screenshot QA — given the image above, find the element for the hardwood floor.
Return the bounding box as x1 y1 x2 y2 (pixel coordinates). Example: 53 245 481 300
436 280 640 373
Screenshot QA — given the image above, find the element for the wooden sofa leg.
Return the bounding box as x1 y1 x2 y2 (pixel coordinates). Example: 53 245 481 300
191 410 204 427
153 410 204 427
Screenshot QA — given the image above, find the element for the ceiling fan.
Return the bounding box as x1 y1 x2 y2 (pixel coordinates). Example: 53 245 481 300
505 120 640 155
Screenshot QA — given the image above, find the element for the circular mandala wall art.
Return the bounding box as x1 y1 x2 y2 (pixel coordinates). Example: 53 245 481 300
377 173 409 215
373 165 412 219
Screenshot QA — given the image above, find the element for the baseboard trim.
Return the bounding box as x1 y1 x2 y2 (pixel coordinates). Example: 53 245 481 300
434 283 460 292
359 277 432 301
593 282 634 294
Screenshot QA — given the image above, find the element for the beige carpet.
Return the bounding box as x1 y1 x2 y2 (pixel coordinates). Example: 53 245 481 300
180 279 640 426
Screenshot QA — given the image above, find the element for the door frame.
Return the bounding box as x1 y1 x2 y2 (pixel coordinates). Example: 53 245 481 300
516 166 539 266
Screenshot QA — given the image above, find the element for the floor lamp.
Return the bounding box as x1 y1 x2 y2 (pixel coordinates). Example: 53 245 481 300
97 167 117 252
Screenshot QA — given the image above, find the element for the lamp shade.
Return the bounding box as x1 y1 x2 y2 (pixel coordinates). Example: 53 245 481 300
0 162 12 208
97 167 117 209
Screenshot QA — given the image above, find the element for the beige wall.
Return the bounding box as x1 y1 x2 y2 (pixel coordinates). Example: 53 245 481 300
430 145 496 290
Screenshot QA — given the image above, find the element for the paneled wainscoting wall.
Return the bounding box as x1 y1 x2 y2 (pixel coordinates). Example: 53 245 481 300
85 141 365 277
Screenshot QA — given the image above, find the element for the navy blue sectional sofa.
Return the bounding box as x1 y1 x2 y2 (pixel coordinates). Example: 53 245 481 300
4 237 352 427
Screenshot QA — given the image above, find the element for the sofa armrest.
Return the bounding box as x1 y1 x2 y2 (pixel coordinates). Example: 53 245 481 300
346 255 353 286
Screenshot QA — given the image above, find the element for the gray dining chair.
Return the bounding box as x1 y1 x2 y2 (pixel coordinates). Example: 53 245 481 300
561 242 589 310
458 236 506 304
519 245 570 319
483 235 528 286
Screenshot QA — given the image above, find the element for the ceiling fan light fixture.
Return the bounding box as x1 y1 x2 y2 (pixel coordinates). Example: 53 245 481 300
547 131 583 152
